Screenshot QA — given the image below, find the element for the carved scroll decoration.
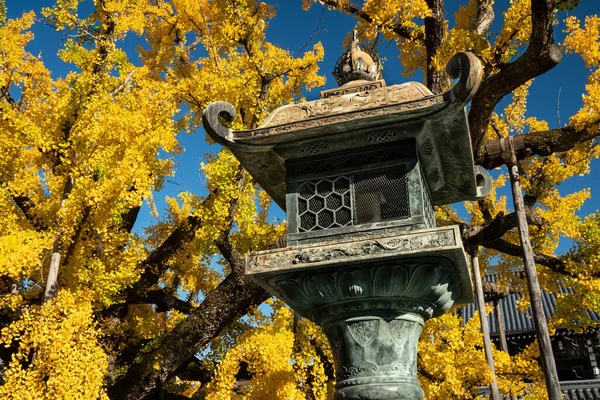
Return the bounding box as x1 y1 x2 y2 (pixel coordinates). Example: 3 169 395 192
247 228 456 273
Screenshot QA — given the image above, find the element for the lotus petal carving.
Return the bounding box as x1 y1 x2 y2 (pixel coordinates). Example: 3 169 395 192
372 265 409 297
269 261 458 316
304 273 340 303
338 269 371 298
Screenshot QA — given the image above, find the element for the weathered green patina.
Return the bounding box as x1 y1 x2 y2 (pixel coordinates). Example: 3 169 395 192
202 37 488 399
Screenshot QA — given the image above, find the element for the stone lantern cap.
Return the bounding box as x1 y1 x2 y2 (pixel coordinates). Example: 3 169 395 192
202 52 491 210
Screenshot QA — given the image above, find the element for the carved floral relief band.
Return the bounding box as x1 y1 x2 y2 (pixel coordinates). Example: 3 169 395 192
247 226 456 270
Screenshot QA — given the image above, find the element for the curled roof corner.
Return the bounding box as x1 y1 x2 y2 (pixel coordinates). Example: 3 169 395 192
445 52 483 105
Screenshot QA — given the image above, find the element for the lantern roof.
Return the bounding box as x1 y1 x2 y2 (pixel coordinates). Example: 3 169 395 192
202 52 490 210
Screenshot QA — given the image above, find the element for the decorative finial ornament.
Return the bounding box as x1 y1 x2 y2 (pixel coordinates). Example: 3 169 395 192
333 28 380 86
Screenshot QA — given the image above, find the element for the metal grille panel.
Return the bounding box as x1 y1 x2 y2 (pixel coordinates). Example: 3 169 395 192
289 146 407 176
354 166 409 225
297 176 352 232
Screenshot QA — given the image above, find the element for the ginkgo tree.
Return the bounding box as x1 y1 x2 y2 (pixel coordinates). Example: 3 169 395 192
0 0 599 399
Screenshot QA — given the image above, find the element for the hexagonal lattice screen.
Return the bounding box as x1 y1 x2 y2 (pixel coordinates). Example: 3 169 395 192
297 176 352 232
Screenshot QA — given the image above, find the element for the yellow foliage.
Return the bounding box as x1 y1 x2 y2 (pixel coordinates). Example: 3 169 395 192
420 312 545 399
0 0 322 397
0 291 108 399
564 16 600 132
2 0 600 398
205 303 333 399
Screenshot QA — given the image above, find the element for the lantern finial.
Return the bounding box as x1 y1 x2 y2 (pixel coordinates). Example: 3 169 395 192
333 28 380 86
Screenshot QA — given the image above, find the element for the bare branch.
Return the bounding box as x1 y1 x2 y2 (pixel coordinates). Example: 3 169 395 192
110 68 136 97
318 0 425 42
295 6 326 58
473 0 495 36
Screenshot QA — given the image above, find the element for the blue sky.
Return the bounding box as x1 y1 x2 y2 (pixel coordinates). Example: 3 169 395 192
5 0 600 253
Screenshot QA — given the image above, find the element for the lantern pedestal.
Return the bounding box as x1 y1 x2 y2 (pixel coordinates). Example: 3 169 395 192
246 226 471 399
324 313 425 400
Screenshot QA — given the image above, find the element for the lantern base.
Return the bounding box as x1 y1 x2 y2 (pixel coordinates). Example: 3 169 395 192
245 226 473 399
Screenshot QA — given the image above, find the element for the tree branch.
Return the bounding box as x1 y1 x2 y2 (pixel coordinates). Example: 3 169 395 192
417 355 442 383
104 215 202 318
462 210 545 247
12 194 47 231
110 68 136 97
470 0 562 162
473 0 495 36
173 357 214 384
62 205 93 268
120 205 141 234
318 0 425 42
214 167 246 272
482 280 517 302
483 238 581 277
487 13 529 74
0 85 19 109
136 216 202 292
133 289 195 314
482 123 600 169
107 269 269 399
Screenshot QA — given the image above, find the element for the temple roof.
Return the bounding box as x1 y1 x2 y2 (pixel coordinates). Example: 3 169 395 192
461 265 600 335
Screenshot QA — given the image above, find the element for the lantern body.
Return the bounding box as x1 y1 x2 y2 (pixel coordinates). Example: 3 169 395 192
286 141 436 246
202 51 489 400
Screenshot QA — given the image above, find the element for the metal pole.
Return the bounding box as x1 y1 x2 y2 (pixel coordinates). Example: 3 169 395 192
471 248 501 400
505 142 561 399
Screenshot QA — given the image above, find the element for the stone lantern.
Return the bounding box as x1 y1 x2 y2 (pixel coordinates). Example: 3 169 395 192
202 36 490 400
